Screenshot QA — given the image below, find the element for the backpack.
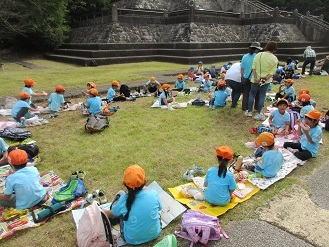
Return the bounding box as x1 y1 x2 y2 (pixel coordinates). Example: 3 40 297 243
77 201 116 247
85 114 109 133
175 210 228 246
0 127 32 141
52 178 86 204
120 84 131 97
192 99 205 106
153 234 177 247
8 143 39 159
257 125 272 135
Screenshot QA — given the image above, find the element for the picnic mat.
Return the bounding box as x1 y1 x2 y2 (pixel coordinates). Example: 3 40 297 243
151 100 188 109
0 166 83 240
168 177 259 217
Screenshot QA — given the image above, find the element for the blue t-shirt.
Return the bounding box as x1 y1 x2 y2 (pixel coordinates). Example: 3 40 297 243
270 109 290 128
11 100 30 118
107 87 116 101
300 105 314 122
201 79 212 92
0 137 8 156
283 86 295 101
204 167 236 206
241 53 256 79
4 167 46 209
22 87 34 104
112 189 162 245
159 91 171 105
300 125 322 157
213 90 228 107
175 80 185 90
255 149 284 178
86 96 102 115
48 92 65 111
145 81 160 88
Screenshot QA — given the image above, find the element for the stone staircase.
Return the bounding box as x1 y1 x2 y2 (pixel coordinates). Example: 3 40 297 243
45 41 329 66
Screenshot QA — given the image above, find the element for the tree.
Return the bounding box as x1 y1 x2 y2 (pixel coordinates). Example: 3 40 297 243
0 0 69 50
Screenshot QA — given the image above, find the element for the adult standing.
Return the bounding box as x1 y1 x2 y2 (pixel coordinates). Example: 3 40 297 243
246 41 278 121
240 42 262 112
224 62 242 108
301 46 316 76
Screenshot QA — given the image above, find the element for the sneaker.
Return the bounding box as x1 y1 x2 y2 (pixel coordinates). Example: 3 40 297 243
244 111 252 117
183 170 194 181
254 113 266 121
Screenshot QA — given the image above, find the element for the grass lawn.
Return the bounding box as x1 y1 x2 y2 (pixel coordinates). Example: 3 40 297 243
0 58 328 247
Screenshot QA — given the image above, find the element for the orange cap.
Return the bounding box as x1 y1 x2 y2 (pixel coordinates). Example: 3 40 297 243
216 146 234 160
277 98 288 106
299 88 310 95
177 74 184 79
305 110 322 121
285 79 294 84
217 80 226 87
112 80 120 87
89 88 98 96
8 149 28 165
298 94 310 103
55 85 65 92
19 92 30 99
150 77 156 82
123 165 146 189
87 82 96 88
255 132 275 147
161 84 170 90
24 78 36 86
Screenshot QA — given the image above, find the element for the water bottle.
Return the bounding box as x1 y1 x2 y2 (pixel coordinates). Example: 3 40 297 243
20 117 26 126
197 92 201 100
37 203 65 222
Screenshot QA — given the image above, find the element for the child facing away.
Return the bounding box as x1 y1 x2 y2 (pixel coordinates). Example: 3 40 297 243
22 78 48 109
269 98 291 135
284 110 322 161
203 146 237 206
85 88 102 115
173 74 186 92
81 82 97 99
11 92 39 122
298 94 314 122
297 89 316 107
41 85 66 114
275 79 295 102
242 132 283 178
209 80 228 109
103 165 162 245
159 84 174 106
0 137 9 166
0 149 47 209
143 77 161 96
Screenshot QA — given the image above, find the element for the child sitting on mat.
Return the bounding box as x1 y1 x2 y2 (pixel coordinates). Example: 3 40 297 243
103 165 162 245
22 78 48 109
275 79 295 102
0 150 47 209
143 77 161 96
204 146 237 206
208 80 228 109
173 74 186 92
81 82 97 99
269 98 290 135
0 137 9 166
107 80 131 102
41 85 66 114
284 110 322 161
85 88 102 115
298 94 314 122
159 84 174 106
242 132 283 178
11 92 38 122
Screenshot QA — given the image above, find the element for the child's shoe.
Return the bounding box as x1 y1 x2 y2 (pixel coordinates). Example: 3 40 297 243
95 189 107 204
183 170 194 182
192 164 204 175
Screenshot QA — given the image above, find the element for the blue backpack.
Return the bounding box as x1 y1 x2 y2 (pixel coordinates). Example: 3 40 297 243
52 178 86 204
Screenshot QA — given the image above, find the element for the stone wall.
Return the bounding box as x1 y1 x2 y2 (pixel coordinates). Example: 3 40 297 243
69 22 306 43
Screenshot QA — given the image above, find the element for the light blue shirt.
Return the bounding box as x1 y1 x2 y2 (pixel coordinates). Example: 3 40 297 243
300 125 322 157
0 137 8 156
175 80 185 90
112 189 162 245
159 91 171 105
204 167 236 206
201 79 212 92
213 90 228 107
241 53 256 79
48 93 65 111
107 87 116 101
270 109 290 128
22 87 35 105
145 81 160 88
4 167 46 209
255 149 283 178
300 105 314 122
11 100 30 118
283 86 295 100
86 96 102 115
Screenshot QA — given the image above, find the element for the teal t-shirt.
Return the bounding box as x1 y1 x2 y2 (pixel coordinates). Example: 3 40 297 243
255 149 284 178
48 92 65 111
86 96 102 114
300 125 322 157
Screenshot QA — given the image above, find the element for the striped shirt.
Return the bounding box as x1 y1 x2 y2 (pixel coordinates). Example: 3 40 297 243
304 49 316 58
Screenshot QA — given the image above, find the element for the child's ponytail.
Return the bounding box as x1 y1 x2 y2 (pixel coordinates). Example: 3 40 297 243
217 156 229 178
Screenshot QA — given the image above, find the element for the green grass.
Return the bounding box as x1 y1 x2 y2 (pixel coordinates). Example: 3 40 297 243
0 59 328 247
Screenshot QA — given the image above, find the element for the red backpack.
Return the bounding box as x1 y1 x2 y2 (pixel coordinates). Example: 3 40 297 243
77 201 116 247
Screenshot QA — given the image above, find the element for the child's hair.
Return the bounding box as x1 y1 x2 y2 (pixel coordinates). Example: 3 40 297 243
217 156 230 178
301 101 311 107
123 183 145 221
12 164 27 171
218 86 226 91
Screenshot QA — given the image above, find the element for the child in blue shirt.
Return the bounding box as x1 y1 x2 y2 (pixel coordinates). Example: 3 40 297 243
159 84 174 106
0 149 47 209
0 137 9 166
143 77 161 95
275 79 295 102
85 88 102 115
243 132 283 178
284 110 322 161
174 74 186 92
22 78 48 109
209 81 228 109
11 92 38 122
82 82 96 99
103 165 162 245
201 73 212 93
209 64 217 78
298 94 314 122
107 80 129 102
269 98 291 135
43 85 66 113
204 146 237 206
